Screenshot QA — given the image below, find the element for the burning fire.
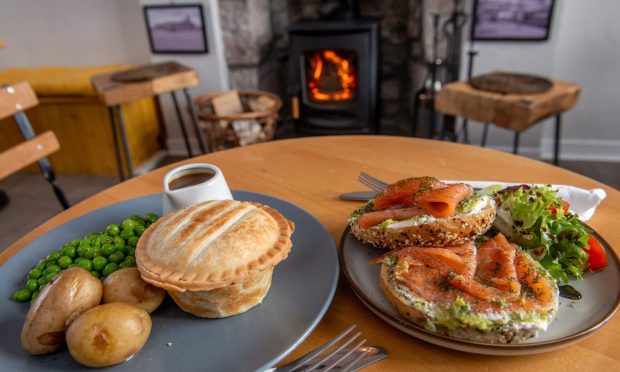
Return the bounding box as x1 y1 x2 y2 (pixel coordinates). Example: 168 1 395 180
307 50 357 102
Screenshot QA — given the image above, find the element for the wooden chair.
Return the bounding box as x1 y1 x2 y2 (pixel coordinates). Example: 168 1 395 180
0 82 70 209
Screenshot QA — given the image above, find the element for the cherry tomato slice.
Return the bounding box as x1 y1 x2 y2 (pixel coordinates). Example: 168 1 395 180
549 199 571 215
584 235 607 271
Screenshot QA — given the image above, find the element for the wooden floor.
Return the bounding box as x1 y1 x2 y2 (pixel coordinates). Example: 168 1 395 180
0 153 618 253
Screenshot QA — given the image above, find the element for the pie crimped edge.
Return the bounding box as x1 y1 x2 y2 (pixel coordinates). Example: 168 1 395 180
136 200 293 292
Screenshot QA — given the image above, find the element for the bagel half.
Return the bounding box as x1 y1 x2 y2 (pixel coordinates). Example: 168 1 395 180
378 249 559 344
349 195 496 249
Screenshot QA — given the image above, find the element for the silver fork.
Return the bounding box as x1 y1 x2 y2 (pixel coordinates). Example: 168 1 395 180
271 325 384 372
357 172 389 193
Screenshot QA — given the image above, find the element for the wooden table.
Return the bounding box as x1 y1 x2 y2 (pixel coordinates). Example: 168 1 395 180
2 136 618 371
435 77 581 165
92 61 207 180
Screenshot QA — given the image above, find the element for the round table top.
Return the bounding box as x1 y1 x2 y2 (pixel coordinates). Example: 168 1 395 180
2 135 619 371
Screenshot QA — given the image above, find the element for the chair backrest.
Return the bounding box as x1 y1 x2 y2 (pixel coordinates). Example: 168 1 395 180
0 81 38 120
0 131 60 180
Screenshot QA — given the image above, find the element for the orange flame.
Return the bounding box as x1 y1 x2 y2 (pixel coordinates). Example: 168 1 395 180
307 50 357 102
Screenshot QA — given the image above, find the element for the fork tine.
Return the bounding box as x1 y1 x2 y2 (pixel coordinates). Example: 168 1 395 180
321 338 367 372
358 172 389 192
357 174 384 193
298 332 362 372
286 325 356 371
358 172 387 190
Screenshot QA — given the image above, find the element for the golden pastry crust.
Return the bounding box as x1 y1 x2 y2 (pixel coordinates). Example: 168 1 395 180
136 200 293 292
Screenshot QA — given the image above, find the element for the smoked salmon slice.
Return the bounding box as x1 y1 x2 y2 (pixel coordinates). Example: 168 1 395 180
356 207 425 229
375 233 556 312
373 177 444 210
415 183 474 218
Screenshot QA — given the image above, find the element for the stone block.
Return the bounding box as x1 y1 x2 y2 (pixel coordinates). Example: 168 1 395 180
229 67 259 90
381 79 401 100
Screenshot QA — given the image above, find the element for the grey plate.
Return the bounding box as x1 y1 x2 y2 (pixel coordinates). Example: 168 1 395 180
0 191 339 371
339 226 620 355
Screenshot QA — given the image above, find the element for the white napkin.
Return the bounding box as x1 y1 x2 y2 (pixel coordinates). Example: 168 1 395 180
445 180 607 221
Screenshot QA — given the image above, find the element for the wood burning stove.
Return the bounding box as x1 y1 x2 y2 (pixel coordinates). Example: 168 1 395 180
289 18 380 134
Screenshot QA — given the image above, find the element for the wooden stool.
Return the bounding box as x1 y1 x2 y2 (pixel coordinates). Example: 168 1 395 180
91 61 208 181
435 75 580 165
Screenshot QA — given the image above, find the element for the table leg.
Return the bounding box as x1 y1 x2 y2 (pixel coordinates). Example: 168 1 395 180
170 91 193 157
113 105 134 179
108 107 125 182
513 131 520 155
480 123 489 147
183 88 209 154
554 114 561 166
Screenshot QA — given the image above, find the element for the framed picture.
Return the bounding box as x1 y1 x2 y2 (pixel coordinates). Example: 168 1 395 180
471 0 555 41
143 4 209 54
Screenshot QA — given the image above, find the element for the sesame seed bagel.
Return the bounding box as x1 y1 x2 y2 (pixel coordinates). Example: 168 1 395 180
348 195 496 249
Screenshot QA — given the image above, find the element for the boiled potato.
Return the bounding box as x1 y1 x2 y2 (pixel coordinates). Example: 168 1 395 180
103 268 165 313
21 267 102 355
66 302 151 367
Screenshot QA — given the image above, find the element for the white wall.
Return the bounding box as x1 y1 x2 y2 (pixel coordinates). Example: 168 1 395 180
461 0 620 161
0 0 229 157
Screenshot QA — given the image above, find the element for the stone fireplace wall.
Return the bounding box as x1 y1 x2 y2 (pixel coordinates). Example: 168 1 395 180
218 0 458 134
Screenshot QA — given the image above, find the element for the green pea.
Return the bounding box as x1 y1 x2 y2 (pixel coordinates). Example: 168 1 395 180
28 268 42 280
37 276 49 287
124 256 136 267
45 260 58 269
134 225 146 236
127 236 139 248
31 290 40 303
121 219 136 231
58 256 72 269
91 236 102 248
70 238 82 247
102 263 119 277
131 216 145 227
126 246 136 257
106 224 120 236
77 244 89 258
12 288 32 302
84 232 98 240
92 256 107 271
113 236 125 249
46 251 60 263
44 264 61 274
36 259 46 271
69 263 79 268
120 229 135 241
61 245 77 258
108 252 125 264
78 259 93 271
26 279 38 292
45 272 57 283
100 234 114 245
82 246 97 260
90 270 101 279
145 213 159 223
102 244 116 257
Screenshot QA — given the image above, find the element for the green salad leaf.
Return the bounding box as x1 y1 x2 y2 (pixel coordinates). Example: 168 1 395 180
489 185 590 284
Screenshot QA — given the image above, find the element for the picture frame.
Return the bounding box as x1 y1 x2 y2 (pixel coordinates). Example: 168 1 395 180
143 4 209 54
471 0 555 41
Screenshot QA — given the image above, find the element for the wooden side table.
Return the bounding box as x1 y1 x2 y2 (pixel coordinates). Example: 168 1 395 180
435 77 580 165
92 61 208 181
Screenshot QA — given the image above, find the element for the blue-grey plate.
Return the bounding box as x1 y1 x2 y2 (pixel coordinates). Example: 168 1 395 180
0 191 339 371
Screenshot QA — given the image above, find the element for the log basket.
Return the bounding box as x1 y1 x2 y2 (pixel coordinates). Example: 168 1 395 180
193 90 282 152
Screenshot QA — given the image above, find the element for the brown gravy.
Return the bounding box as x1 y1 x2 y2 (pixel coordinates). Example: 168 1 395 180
168 170 215 190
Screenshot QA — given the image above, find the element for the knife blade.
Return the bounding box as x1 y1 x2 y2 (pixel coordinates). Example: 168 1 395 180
338 191 377 201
